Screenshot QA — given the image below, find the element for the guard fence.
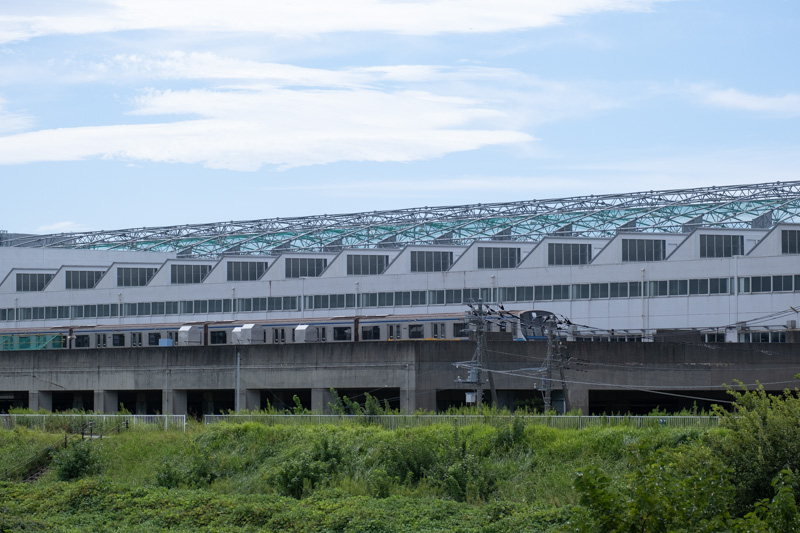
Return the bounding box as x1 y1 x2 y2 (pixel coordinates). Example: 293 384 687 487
203 414 720 430
0 414 186 432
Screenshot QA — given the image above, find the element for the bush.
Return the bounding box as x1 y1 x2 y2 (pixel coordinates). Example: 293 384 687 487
710 384 800 513
51 440 99 481
573 383 800 531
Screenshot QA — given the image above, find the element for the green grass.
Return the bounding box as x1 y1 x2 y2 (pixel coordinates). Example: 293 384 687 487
0 420 712 532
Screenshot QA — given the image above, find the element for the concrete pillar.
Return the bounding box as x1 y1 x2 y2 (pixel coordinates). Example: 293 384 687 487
245 389 260 411
401 362 416 414
400 388 414 414
163 389 187 415
93 390 119 414
30 391 52 412
567 387 589 415
233 387 246 412
311 388 333 413
414 389 437 413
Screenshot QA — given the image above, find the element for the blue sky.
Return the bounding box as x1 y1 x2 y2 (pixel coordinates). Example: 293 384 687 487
0 0 798 234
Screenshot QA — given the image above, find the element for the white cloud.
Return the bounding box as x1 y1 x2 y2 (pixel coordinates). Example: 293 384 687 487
0 0 675 43
111 53 618 128
0 117 532 172
0 52 628 170
0 97 33 134
691 86 800 117
34 221 91 233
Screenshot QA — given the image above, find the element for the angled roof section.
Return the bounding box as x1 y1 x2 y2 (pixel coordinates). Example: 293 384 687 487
3 181 800 258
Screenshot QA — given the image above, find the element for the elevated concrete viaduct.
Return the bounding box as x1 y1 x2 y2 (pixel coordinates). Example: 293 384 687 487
1 341 799 415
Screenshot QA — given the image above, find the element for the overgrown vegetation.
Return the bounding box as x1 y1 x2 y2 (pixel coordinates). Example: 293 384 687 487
573 383 800 532
2 384 800 531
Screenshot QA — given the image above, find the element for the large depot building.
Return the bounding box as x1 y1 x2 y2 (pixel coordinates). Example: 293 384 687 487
2 181 800 344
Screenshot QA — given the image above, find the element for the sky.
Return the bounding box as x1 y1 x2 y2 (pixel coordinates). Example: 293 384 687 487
0 0 798 234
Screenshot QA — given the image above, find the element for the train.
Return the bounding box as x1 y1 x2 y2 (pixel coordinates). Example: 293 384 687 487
0 310 555 351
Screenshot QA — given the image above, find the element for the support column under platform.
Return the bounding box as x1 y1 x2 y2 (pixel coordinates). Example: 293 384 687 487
163 389 188 416
312 388 334 413
93 390 119 414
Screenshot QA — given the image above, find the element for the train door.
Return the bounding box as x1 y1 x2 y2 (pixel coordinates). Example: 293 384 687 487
273 328 286 344
388 324 401 340
432 323 447 339
316 326 327 342
95 334 107 348
131 332 143 347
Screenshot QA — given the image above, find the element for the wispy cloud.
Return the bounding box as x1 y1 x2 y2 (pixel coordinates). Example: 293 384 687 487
0 116 532 171
0 52 629 170
690 85 800 117
34 221 91 233
0 97 33 134
0 0 675 43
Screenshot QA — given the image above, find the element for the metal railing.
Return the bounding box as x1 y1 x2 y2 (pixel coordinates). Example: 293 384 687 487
203 414 719 430
0 414 186 432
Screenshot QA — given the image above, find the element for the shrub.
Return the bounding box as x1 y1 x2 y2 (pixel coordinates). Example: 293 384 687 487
710 383 800 514
51 440 99 481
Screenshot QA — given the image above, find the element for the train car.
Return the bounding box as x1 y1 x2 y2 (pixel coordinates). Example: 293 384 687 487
0 310 529 350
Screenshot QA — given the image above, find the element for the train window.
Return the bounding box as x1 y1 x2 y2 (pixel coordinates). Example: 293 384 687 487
333 327 352 341
210 331 227 344
74 335 90 348
96 334 107 348
453 323 470 338
361 326 380 340
112 334 126 347
408 324 424 339
148 332 161 346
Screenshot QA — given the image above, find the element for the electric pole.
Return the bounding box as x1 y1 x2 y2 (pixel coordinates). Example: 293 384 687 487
543 315 555 412
454 299 498 407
